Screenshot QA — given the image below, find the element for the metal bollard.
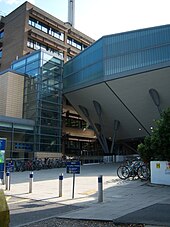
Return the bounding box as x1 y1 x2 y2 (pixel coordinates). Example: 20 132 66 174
29 172 33 193
59 173 63 197
98 175 103 202
5 172 10 191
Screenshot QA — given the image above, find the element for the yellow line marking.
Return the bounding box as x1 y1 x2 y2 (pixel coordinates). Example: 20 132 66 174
5 196 11 201
8 198 30 205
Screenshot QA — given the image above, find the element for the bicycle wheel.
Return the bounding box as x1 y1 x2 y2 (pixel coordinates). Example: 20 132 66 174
117 166 129 180
137 165 150 180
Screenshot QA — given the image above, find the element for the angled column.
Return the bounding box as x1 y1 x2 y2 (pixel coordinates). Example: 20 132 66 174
110 120 120 154
149 88 162 116
79 105 108 153
93 100 109 153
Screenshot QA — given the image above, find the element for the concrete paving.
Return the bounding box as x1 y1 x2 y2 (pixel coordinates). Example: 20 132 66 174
0 163 170 226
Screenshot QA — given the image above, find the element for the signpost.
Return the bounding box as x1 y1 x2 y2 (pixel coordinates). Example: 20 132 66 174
0 138 6 183
6 161 14 173
66 160 80 199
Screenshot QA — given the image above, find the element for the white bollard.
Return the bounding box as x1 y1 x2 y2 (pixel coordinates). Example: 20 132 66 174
5 172 10 191
59 173 63 197
98 175 103 202
29 172 33 193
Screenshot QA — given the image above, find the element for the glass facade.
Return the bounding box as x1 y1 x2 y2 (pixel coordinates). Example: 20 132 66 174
0 119 34 159
11 50 63 153
63 25 170 93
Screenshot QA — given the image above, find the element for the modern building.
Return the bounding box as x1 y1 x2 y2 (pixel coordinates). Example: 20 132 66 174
0 1 94 70
63 25 170 156
0 1 98 160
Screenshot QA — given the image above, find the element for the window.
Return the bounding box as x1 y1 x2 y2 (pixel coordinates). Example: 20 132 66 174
27 39 64 59
28 17 64 41
0 30 4 39
65 117 87 129
67 36 86 50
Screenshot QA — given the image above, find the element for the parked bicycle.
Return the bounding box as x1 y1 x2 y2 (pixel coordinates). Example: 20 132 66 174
10 158 67 172
117 157 150 181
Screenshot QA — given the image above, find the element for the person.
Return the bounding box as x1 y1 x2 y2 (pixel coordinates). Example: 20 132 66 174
0 189 10 227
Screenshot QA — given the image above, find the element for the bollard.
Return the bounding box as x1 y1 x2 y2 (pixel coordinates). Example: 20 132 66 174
98 175 103 202
0 189 10 227
59 173 63 197
5 172 10 191
29 172 33 193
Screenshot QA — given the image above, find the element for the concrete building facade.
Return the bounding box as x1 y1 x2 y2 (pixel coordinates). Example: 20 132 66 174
0 1 94 70
0 71 24 118
0 1 99 161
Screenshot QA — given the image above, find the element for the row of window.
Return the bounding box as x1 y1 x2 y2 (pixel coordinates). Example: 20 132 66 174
27 38 64 59
28 17 88 51
65 140 98 153
29 17 64 41
65 117 87 129
67 36 87 51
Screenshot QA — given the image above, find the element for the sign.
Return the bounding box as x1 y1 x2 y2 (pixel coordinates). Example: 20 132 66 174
0 150 5 164
0 139 6 150
66 161 80 174
6 161 14 172
0 138 6 180
165 162 170 174
156 163 160 168
66 160 81 199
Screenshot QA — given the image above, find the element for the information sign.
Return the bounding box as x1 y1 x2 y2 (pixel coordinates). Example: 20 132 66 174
0 138 6 180
66 160 81 199
6 161 14 172
66 161 80 174
0 139 6 151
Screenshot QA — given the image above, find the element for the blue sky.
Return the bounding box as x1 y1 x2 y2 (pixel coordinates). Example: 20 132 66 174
0 0 170 40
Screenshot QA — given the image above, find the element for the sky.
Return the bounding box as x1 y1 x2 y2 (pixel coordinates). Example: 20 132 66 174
0 0 170 40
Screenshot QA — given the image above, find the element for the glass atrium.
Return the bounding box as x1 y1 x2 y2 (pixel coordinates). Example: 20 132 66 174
11 50 63 154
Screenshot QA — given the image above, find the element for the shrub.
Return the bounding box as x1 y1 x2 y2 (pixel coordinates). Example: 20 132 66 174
137 107 170 162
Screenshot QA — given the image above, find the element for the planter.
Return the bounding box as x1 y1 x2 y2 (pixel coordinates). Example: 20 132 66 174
150 161 170 185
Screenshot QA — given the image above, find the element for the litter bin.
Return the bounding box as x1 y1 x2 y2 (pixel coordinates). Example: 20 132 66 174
0 189 10 227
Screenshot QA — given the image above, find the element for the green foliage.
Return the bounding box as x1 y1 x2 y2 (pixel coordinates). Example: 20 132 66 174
138 107 170 162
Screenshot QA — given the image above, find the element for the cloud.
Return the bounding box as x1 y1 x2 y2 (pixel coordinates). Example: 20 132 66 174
29 0 35 4
5 0 20 4
1 0 35 5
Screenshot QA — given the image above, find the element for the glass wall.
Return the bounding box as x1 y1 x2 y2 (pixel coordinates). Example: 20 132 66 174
63 25 170 93
63 39 104 90
0 120 34 159
103 25 170 78
11 50 63 154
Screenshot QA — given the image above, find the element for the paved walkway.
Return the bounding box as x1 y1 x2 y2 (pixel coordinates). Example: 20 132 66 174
1 163 170 226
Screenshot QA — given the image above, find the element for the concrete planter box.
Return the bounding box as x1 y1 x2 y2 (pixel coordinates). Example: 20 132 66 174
150 161 170 185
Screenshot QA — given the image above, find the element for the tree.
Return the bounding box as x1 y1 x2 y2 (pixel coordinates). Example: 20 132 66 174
138 107 170 162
